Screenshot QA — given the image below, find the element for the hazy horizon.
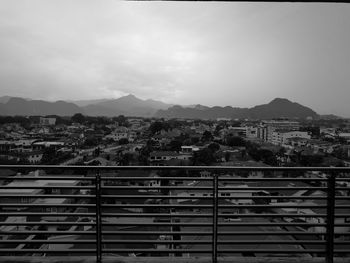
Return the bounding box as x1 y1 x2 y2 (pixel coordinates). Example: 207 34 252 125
0 1 350 116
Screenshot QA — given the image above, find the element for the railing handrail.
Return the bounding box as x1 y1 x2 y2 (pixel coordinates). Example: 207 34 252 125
1 165 349 263
1 164 350 171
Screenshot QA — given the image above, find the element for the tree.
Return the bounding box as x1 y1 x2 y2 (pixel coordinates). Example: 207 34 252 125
193 148 216 165
149 121 164 135
214 123 226 136
226 136 245 147
250 149 278 166
225 152 231 162
169 140 182 151
299 154 324 166
41 148 57 164
120 153 133 165
93 147 101 157
84 137 100 147
118 138 129 145
183 138 192 146
138 140 154 165
191 137 200 145
113 115 129 127
71 113 85 124
201 131 213 142
208 143 220 152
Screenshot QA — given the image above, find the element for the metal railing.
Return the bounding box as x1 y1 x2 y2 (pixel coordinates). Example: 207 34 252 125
0 165 349 263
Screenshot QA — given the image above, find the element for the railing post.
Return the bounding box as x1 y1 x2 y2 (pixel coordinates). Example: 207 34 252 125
326 173 335 263
212 173 218 263
95 169 102 263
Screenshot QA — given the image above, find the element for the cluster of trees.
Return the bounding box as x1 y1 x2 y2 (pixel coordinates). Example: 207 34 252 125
84 137 102 147
71 113 114 126
148 119 189 135
192 143 220 165
0 156 29 165
0 114 131 128
0 116 31 129
41 148 73 165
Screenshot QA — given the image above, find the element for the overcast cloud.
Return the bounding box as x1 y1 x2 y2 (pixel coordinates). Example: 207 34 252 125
0 1 349 116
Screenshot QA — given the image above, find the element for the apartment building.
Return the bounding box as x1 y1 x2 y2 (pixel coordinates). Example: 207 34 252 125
259 120 300 142
271 131 311 145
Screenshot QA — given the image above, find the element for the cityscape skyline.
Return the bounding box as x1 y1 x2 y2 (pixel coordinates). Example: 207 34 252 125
0 1 349 116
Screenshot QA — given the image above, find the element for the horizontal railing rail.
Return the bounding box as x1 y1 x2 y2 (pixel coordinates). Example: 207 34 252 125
0 165 350 263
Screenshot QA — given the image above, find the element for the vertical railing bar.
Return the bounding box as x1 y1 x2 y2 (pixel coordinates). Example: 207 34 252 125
326 172 335 263
212 173 218 263
95 168 102 263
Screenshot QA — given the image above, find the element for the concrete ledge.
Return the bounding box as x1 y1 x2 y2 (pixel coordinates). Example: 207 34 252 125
0 257 350 263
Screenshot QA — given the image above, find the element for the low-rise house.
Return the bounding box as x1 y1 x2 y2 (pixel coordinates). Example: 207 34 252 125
180 145 200 155
128 130 138 142
46 223 159 257
102 188 150 213
338 132 350 143
12 139 40 153
149 151 180 164
39 117 56 126
271 130 311 145
36 198 76 228
285 137 309 147
269 202 326 233
320 127 337 136
306 139 338 154
215 147 246 162
214 160 268 178
0 140 16 152
22 151 44 164
0 171 81 216
0 181 44 211
104 127 129 142
172 180 258 205
180 216 310 257
32 141 65 151
152 135 171 148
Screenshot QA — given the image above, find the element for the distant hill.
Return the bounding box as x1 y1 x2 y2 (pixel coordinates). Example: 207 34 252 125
156 98 319 120
248 98 318 119
0 96 13 104
70 98 111 107
87 94 173 117
0 94 173 117
0 97 82 116
0 96 32 104
82 104 126 117
319 114 344 120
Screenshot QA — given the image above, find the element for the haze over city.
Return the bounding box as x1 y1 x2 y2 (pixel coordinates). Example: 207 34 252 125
0 1 350 116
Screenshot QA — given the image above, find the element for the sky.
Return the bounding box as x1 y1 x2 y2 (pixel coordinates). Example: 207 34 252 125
0 1 349 116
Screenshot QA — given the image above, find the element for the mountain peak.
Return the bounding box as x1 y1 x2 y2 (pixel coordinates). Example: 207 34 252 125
269 98 292 104
124 94 137 99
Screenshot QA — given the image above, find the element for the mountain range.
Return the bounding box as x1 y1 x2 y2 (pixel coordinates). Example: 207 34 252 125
0 95 172 118
155 98 320 120
0 95 328 120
